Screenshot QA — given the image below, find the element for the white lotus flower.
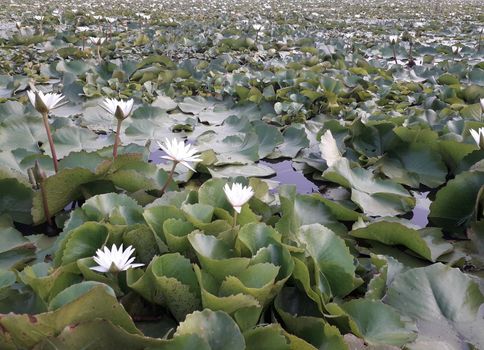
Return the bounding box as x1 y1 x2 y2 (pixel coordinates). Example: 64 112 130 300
88 37 106 45
223 183 254 213
90 244 144 273
33 15 44 21
27 90 65 114
136 13 150 20
480 98 484 111
389 35 398 45
106 17 117 24
101 97 134 120
157 138 202 171
452 45 461 54
76 26 90 32
470 127 484 148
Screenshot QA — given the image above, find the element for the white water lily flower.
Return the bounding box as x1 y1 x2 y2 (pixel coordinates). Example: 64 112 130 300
136 13 151 20
27 90 65 114
101 97 134 120
76 26 90 32
480 98 484 111
452 45 461 54
88 37 106 45
389 35 398 45
157 138 202 171
90 244 144 273
470 127 484 148
33 15 44 21
223 183 255 213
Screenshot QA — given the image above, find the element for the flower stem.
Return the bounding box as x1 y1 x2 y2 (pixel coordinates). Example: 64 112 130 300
160 161 178 195
96 45 101 61
42 112 58 173
232 210 238 228
39 177 52 226
113 119 123 159
392 44 398 65
478 28 483 52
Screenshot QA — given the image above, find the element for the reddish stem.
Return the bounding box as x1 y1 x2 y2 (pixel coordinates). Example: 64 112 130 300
113 119 123 159
159 161 178 195
42 113 58 173
392 44 398 65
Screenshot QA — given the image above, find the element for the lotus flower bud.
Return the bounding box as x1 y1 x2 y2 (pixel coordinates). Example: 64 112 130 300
34 92 49 114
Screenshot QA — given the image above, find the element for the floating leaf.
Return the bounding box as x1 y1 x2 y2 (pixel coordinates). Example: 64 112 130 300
351 221 452 262
384 263 484 349
174 309 246 350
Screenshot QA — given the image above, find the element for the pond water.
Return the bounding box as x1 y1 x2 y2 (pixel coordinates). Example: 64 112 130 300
150 148 430 227
259 160 319 194
410 191 431 228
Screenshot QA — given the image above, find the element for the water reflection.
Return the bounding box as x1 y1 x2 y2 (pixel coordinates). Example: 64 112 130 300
149 148 166 163
410 191 431 228
260 160 319 194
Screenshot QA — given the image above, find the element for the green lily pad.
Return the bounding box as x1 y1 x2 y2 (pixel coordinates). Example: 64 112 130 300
384 263 484 349
174 309 246 350
350 221 452 262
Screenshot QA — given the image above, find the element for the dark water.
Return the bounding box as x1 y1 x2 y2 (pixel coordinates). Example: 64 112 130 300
410 191 431 228
259 160 319 194
149 148 165 163
149 148 319 194
149 149 430 226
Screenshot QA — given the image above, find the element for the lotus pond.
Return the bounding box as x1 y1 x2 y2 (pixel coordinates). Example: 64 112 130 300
0 0 483 349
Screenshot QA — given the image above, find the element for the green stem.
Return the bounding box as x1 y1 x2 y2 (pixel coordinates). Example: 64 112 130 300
160 161 178 195
392 44 398 65
113 119 123 159
408 41 413 62
478 29 482 52
39 178 52 226
232 210 238 228
42 112 58 173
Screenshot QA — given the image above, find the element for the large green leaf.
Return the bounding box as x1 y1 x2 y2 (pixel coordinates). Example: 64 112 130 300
296 224 362 297
48 281 115 310
0 215 36 269
188 232 250 281
326 299 417 346
323 158 415 216
33 319 204 350
350 221 452 262
193 265 260 324
276 185 346 237
0 171 33 224
31 167 98 224
244 324 318 350
274 287 347 350
429 171 484 232
384 263 484 349
127 253 200 321
174 309 246 350
380 143 448 188
0 286 140 348
54 222 109 266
